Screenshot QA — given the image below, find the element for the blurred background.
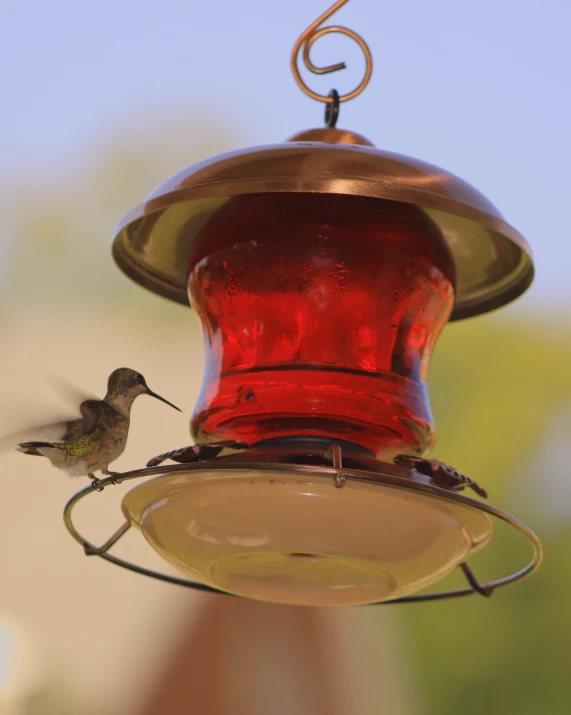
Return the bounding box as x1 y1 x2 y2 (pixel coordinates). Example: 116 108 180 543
1 0 570 713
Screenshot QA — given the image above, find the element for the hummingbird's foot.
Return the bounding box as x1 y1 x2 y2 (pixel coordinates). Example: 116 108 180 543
394 455 488 499
102 468 122 485
146 441 249 467
88 474 104 492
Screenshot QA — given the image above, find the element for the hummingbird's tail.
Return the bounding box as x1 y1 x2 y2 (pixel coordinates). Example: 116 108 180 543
16 441 58 456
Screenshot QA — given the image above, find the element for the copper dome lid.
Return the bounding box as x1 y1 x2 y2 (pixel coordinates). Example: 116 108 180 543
112 127 533 320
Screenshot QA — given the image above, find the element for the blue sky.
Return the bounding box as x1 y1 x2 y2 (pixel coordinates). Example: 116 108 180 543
2 0 571 313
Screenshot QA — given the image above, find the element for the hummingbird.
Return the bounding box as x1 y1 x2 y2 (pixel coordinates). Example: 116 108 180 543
13 368 181 487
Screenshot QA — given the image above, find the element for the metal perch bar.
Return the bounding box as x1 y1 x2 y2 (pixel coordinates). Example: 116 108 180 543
460 561 494 597
84 521 131 556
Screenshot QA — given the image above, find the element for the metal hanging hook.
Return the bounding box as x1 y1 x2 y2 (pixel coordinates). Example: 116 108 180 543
290 0 373 104
325 89 340 127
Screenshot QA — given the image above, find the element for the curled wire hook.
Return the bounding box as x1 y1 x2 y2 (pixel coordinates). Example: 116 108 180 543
290 0 373 104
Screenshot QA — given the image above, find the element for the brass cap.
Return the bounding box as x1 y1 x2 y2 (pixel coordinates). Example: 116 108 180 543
113 128 533 320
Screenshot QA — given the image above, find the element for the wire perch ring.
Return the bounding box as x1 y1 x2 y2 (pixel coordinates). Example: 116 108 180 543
291 0 373 104
63 460 542 605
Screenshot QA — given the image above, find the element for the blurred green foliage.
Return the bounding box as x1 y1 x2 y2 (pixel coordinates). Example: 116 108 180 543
0 114 241 323
406 319 571 715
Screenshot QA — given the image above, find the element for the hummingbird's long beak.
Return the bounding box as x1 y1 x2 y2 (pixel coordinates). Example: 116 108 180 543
146 388 182 412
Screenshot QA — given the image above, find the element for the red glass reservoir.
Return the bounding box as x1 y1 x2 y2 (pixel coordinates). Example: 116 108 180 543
188 193 455 459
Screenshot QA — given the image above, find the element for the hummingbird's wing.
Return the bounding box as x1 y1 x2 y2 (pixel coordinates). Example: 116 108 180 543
0 417 80 451
0 378 104 452
1 401 109 450
78 400 110 435
49 376 100 409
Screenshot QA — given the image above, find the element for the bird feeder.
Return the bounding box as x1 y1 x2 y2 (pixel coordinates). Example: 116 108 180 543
64 0 542 606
